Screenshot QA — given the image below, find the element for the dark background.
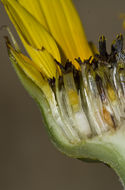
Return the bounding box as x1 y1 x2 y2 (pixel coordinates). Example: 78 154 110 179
0 0 125 190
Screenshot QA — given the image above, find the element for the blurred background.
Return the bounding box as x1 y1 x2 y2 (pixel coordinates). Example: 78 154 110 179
0 0 125 190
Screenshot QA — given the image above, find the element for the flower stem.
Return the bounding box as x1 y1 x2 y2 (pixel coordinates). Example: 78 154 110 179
86 129 125 188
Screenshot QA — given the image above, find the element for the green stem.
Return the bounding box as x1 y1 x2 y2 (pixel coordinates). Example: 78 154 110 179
85 133 125 188
67 129 125 188
91 131 125 187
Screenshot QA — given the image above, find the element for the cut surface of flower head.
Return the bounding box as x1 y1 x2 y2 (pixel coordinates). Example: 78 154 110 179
1 0 125 186
2 0 125 145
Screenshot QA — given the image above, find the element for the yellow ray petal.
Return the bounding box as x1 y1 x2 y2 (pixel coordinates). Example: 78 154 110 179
17 0 48 30
2 0 60 62
39 0 93 69
8 43 53 101
21 40 58 78
4 26 58 79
